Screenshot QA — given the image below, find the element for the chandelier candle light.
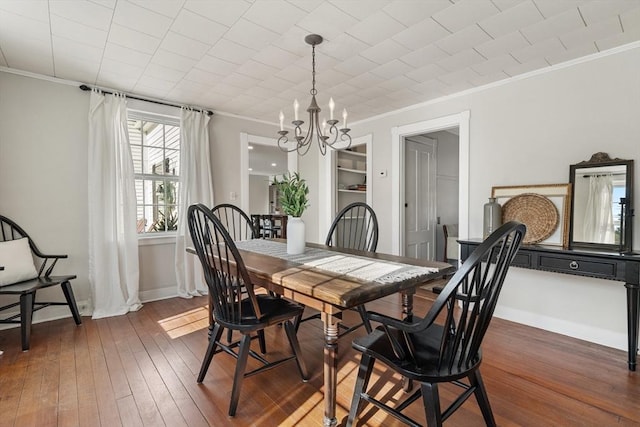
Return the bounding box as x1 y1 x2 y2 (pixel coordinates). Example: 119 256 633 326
277 34 351 155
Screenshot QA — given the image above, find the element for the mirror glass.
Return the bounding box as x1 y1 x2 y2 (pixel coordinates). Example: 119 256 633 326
569 153 634 253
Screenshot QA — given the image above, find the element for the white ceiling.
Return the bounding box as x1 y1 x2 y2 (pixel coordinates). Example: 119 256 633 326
1 0 639 125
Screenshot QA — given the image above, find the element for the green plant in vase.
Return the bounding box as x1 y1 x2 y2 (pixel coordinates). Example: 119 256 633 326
273 172 309 254
273 172 309 217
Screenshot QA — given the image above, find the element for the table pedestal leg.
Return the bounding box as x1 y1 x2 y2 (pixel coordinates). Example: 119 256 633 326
402 290 415 392
402 289 415 322
322 312 340 427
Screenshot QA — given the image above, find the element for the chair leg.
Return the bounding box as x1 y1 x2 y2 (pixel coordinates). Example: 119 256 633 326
293 311 302 332
470 370 496 426
356 304 372 333
19 292 34 351
257 330 267 354
346 353 375 427
228 333 252 417
283 319 309 381
197 323 223 383
421 382 443 427
61 281 82 325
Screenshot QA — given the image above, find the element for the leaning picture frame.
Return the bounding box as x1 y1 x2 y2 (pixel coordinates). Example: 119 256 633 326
491 183 572 247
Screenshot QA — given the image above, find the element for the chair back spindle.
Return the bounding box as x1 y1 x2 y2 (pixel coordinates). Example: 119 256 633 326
210 204 257 241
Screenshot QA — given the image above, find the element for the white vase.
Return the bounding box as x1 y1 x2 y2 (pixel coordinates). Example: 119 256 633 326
287 216 305 255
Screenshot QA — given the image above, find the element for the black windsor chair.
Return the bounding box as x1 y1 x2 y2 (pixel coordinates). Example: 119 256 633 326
297 202 379 337
188 204 309 417
0 215 82 351
347 221 526 427
210 203 268 351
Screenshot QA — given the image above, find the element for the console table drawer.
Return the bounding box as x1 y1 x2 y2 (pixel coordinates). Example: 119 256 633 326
538 255 618 279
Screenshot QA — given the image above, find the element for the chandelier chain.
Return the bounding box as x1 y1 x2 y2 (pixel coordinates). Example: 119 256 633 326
311 44 317 96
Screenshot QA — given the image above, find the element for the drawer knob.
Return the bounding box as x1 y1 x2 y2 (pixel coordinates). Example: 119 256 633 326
569 261 579 270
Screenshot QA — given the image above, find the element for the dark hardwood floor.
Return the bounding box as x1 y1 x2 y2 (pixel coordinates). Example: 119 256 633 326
0 288 638 427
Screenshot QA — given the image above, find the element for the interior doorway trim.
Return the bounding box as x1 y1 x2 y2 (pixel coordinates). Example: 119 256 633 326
391 111 470 256
240 133 298 213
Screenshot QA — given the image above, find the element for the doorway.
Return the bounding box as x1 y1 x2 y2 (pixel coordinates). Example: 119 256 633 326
404 136 437 259
391 111 470 257
239 133 297 214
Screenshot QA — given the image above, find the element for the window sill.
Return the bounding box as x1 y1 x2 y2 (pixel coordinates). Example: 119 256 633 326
138 234 176 246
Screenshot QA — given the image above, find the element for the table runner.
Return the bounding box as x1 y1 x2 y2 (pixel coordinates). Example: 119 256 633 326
235 239 439 285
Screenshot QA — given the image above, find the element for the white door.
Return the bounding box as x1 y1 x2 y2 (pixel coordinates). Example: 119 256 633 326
404 137 437 259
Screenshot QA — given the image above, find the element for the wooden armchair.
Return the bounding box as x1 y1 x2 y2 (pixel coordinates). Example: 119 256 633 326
0 215 82 351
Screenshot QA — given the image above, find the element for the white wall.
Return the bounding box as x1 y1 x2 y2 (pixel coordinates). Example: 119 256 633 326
249 174 269 214
344 46 640 350
0 73 90 318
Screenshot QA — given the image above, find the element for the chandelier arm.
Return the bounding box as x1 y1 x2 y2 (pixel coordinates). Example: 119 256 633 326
277 131 298 153
322 122 340 148
340 131 352 149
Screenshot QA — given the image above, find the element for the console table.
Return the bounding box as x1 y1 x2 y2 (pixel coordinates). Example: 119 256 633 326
459 239 640 371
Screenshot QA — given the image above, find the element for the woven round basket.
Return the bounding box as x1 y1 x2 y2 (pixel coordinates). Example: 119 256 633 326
501 193 559 244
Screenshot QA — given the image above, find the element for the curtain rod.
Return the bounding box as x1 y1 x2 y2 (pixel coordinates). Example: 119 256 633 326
79 84 213 116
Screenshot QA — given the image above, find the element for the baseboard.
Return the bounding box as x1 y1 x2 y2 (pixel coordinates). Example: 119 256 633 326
139 285 179 303
0 285 179 332
494 305 627 351
0 298 92 331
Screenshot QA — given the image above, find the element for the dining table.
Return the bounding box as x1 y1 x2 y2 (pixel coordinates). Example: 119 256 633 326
188 239 453 426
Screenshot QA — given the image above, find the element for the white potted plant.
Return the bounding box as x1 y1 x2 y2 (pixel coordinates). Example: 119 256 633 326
273 172 309 254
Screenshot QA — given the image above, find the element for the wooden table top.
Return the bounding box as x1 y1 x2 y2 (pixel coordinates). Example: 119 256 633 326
189 241 454 310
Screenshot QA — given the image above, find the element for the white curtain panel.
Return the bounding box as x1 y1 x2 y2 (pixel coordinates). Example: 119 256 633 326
88 90 142 319
175 108 214 297
583 174 615 244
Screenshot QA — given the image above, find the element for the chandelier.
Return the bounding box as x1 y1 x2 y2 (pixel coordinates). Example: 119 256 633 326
277 34 351 155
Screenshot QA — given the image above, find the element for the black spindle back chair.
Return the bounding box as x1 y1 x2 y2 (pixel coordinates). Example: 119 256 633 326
347 221 526 427
325 202 378 252
188 204 308 417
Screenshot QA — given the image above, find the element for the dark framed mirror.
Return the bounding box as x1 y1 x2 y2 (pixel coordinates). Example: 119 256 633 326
569 152 634 253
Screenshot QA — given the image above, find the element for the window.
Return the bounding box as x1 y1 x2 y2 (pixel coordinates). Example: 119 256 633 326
128 112 180 234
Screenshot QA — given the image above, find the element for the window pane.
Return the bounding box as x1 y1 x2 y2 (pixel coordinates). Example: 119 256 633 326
166 125 180 150
143 179 154 209
144 122 163 147
131 145 142 174
135 179 144 207
144 147 166 174
128 120 142 145
166 149 179 176
130 114 181 234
